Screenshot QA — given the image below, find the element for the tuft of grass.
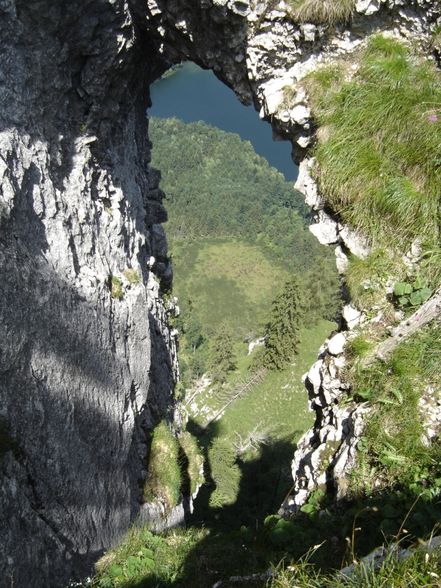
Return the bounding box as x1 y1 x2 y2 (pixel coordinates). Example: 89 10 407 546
346 335 373 360
143 421 181 509
110 276 124 300
302 36 441 280
123 268 140 285
286 0 356 25
345 249 403 311
350 324 441 489
178 431 204 495
269 545 441 587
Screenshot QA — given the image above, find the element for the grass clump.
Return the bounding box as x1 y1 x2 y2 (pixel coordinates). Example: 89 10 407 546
123 268 140 285
303 35 441 264
346 335 372 360
351 324 441 490
208 437 241 508
178 431 204 495
110 276 124 300
345 249 404 313
93 526 205 588
269 546 441 587
287 0 355 25
143 421 181 509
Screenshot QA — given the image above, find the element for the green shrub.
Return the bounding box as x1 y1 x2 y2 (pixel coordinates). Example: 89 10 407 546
110 276 124 300
143 421 181 509
178 431 205 495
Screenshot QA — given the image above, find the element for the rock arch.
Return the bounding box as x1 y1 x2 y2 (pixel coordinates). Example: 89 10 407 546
0 1 438 585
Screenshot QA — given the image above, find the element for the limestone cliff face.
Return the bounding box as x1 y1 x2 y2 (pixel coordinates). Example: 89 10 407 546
1 1 439 586
0 2 177 586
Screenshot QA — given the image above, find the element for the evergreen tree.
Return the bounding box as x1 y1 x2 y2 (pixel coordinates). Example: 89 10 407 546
302 259 341 323
185 314 205 352
210 324 237 383
263 277 305 370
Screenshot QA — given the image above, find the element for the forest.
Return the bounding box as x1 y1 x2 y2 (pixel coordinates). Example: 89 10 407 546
150 117 341 385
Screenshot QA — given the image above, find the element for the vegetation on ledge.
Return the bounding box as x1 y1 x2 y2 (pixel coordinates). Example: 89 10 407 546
178 431 204 496
142 422 181 509
302 35 441 293
350 323 441 494
287 0 355 25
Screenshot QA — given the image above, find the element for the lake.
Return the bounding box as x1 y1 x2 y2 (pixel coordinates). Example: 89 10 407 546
149 62 298 181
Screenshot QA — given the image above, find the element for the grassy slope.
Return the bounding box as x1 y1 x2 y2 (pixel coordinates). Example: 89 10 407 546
172 238 289 339
219 321 331 443
301 36 441 297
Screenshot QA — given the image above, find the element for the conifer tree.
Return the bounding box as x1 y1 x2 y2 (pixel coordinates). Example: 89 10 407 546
210 324 237 383
263 277 304 370
302 259 341 323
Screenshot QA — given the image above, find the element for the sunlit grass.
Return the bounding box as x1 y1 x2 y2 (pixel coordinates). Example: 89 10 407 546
269 546 441 587
303 36 441 259
178 431 204 495
286 0 355 25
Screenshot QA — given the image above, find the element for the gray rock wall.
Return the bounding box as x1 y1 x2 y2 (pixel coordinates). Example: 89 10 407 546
0 2 177 586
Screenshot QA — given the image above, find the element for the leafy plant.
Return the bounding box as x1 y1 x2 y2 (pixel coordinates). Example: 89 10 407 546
393 279 432 308
300 488 326 516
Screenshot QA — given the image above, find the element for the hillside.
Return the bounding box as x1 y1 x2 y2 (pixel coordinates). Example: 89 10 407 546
150 117 325 271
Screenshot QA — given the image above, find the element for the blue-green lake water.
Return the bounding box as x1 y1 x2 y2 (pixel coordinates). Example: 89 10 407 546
149 62 298 181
